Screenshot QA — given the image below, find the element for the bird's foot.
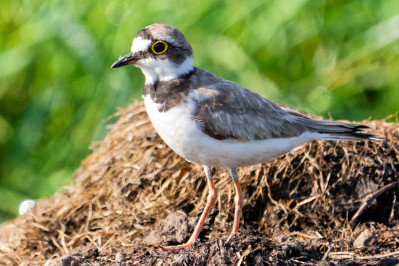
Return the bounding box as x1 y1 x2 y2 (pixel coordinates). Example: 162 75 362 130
162 240 195 251
162 237 196 251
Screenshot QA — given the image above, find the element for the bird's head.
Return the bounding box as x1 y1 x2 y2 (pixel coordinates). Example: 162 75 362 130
111 24 194 84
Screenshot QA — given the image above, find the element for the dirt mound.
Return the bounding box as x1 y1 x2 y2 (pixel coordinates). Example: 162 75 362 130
0 102 398 265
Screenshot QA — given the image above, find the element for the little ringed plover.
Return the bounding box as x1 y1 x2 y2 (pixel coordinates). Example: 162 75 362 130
111 24 377 251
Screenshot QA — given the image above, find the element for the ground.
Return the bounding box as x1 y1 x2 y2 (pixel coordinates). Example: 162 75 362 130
0 103 398 265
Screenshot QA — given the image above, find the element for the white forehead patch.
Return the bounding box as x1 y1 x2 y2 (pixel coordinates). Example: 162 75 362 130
131 37 152 53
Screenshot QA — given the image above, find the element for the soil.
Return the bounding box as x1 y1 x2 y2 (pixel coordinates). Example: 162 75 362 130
0 103 398 265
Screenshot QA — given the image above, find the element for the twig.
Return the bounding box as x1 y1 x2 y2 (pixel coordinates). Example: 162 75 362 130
264 175 288 214
321 244 333 261
329 250 399 260
100 233 116 251
356 250 399 260
288 231 323 239
349 181 398 225
236 245 253 266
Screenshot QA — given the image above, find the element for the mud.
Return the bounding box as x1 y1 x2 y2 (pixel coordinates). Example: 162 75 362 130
0 103 398 265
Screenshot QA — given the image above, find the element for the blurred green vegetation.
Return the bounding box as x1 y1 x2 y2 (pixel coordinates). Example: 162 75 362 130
0 0 398 223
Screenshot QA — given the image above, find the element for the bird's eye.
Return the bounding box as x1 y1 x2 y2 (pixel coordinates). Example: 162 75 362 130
151 41 168 54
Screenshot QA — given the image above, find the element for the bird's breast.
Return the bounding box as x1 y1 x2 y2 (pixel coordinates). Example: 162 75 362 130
143 94 203 162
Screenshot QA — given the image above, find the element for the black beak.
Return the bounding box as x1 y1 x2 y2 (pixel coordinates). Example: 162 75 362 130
111 53 136 68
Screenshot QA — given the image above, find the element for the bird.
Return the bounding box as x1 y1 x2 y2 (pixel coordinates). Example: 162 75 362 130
111 24 377 251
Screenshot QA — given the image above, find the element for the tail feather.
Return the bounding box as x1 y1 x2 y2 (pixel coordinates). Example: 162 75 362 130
311 122 380 141
319 131 380 141
284 108 381 141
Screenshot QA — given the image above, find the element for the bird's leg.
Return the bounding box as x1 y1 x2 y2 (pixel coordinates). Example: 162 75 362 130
163 166 217 251
229 168 244 235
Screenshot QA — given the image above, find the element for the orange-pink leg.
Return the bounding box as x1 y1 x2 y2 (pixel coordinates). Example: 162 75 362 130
229 168 244 235
163 166 217 251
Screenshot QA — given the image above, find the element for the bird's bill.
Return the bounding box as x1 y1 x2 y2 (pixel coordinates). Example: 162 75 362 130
111 53 136 68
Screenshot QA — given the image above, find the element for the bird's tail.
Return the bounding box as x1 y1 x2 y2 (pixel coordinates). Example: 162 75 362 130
304 119 381 141
282 107 381 142
316 123 380 141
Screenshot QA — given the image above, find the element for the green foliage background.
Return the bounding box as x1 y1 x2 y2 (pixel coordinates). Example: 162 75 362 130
0 0 398 222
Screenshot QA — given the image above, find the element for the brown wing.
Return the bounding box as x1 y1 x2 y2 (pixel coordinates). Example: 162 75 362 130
191 69 373 141
192 81 307 141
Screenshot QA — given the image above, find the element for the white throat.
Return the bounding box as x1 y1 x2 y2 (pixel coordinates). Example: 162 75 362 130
130 37 194 84
137 56 194 84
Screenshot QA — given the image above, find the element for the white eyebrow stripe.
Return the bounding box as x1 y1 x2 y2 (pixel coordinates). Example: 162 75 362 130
131 37 152 53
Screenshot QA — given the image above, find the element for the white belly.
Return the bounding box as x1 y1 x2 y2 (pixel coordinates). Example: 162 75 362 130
144 95 315 168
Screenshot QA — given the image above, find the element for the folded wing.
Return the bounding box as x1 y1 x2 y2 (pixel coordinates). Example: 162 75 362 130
192 75 376 142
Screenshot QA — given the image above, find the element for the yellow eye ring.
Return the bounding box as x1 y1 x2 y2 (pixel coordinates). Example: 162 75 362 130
151 41 168 54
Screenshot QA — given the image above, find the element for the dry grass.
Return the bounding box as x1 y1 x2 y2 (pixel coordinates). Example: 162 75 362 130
0 102 398 265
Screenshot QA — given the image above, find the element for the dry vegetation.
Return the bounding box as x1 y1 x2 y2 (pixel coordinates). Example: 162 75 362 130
0 102 398 265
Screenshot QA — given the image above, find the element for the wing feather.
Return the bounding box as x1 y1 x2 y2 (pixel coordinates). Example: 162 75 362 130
190 68 374 142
